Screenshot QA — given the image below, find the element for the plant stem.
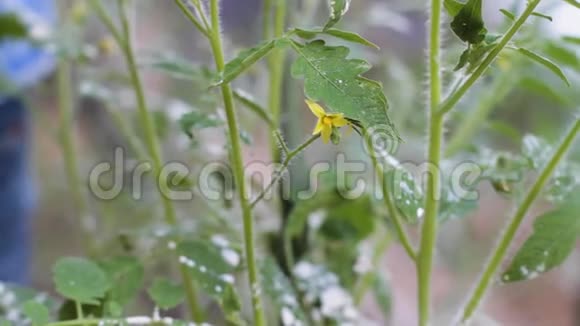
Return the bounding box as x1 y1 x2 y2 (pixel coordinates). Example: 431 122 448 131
268 0 287 164
439 0 543 116
263 0 272 39
251 134 319 209
459 118 580 322
91 1 204 321
208 1 266 324
417 0 443 324
365 136 417 261
173 0 210 38
57 60 95 254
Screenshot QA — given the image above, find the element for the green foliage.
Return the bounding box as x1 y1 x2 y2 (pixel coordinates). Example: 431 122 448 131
372 274 392 318
324 0 351 30
450 0 487 44
0 13 28 41
147 278 186 310
52 257 111 304
177 240 242 322
21 301 50 326
291 40 398 138
292 28 379 49
100 256 144 307
502 199 580 282
213 40 279 86
178 109 223 139
514 48 570 86
259 259 307 324
444 0 464 17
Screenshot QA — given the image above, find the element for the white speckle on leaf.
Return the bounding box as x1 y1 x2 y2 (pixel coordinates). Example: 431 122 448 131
221 248 241 266
308 209 327 230
294 261 316 279
520 266 529 276
220 274 235 284
167 241 177 250
281 306 296 325
199 265 207 273
417 207 425 218
211 234 230 248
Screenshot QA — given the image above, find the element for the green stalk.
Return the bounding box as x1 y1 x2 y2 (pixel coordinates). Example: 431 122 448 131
268 0 287 162
208 1 266 324
417 0 443 324
366 136 417 261
57 60 95 254
460 118 580 322
251 134 319 209
91 1 204 321
263 0 272 39
439 0 543 116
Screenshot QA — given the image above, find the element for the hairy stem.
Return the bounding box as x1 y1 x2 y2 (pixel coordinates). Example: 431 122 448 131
460 118 580 322
439 0 543 116
366 136 417 261
57 60 95 254
268 0 287 162
251 134 319 209
208 1 266 324
92 1 204 321
417 0 443 324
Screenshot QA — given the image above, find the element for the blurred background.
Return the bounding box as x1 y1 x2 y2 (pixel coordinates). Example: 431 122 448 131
2 0 580 325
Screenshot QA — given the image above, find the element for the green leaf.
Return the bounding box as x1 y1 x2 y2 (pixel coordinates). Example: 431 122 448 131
0 13 28 41
515 48 570 86
292 261 358 324
499 9 515 21
259 259 307 324
293 28 379 50
386 168 424 224
178 109 223 139
143 52 203 81
543 43 580 71
52 257 111 304
100 256 144 307
562 35 580 46
502 201 580 282
147 278 185 310
450 0 487 44
213 40 277 86
522 134 552 170
444 0 465 17
563 0 580 9
324 0 351 30
319 195 376 242
290 40 398 139
519 78 570 105
372 274 392 318
531 12 553 22
232 89 274 127
177 240 242 322
22 300 50 326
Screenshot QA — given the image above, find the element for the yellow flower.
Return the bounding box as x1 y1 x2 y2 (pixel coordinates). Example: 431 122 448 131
306 100 348 143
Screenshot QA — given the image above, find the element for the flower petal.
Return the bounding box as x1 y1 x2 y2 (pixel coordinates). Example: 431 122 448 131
321 124 332 143
306 100 326 118
312 119 324 135
332 116 349 127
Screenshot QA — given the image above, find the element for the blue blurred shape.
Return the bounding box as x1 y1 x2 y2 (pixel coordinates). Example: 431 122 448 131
0 98 35 284
0 0 57 91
